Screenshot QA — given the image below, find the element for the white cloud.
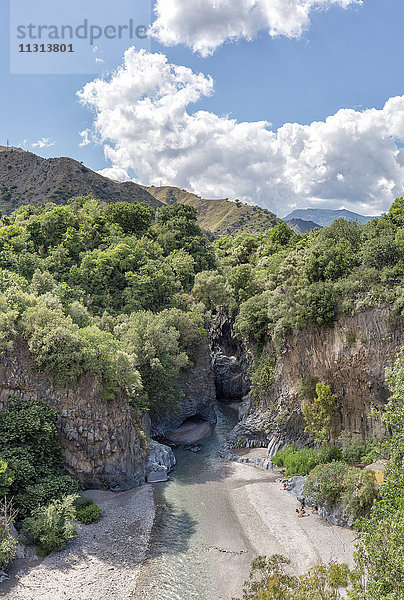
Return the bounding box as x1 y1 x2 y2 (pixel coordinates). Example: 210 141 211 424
78 48 404 216
79 129 91 147
32 137 56 149
97 166 131 181
151 0 362 56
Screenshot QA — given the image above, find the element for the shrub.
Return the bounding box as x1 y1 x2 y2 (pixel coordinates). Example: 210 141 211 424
24 495 78 556
272 444 342 477
284 447 319 477
233 554 350 600
74 495 94 509
0 526 17 569
0 398 78 518
304 461 350 507
341 468 379 519
301 382 337 443
340 436 368 463
76 504 102 525
250 353 276 400
0 498 18 569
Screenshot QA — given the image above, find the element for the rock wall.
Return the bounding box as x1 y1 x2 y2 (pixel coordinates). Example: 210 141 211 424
208 311 251 402
0 341 147 490
150 338 217 437
227 307 404 447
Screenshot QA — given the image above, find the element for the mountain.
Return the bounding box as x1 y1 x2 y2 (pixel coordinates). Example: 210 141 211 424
284 218 322 233
283 208 375 227
144 185 280 237
0 149 161 214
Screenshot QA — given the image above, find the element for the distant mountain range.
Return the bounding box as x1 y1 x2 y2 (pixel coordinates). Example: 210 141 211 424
283 208 376 227
0 149 379 238
0 150 280 238
284 218 322 233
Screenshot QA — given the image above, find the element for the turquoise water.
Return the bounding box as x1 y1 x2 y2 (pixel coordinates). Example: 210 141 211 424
133 404 250 600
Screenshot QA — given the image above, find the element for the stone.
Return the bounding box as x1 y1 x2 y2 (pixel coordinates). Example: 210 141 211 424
147 470 169 483
146 440 176 483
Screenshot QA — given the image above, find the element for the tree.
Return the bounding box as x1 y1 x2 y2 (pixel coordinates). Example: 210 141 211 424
192 270 231 309
350 349 404 600
301 383 337 443
105 201 154 235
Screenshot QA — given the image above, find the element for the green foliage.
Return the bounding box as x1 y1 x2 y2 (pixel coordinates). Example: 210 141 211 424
24 495 78 556
250 353 276 400
0 527 17 569
0 398 78 518
304 461 350 507
235 291 271 347
232 554 350 600
105 201 154 235
341 468 379 520
339 434 391 465
192 270 231 309
0 498 18 569
0 458 13 495
272 444 342 477
301 383 337 443
120 309 204 415
76 503 102 525
349 349 404 599
297 376 320 402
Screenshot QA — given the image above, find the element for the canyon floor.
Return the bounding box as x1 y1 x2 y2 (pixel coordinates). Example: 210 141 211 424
1 448 354 600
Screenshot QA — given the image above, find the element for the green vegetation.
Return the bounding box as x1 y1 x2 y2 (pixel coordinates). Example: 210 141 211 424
244 347 404 599
301 383 337 443
145 185 280 238
232 554 350 600
0 196 213 413
350 348 404 599
272 444 342 477
24 495 78 556
0 498 18 569
0 398 78 519
304 462 378 518
74 497 102 525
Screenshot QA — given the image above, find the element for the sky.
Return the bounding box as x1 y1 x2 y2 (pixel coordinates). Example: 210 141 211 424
1 0 404 217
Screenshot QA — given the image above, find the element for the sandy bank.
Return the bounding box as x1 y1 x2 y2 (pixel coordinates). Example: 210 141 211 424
226 455 355 576
2 486 155 600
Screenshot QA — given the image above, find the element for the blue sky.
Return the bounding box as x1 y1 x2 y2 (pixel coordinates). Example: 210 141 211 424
1 0 404 215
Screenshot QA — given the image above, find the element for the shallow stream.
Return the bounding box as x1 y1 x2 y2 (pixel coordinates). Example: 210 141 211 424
132 403 254 600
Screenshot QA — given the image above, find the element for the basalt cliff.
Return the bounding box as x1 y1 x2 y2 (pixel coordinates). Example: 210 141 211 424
213 307 404 451
0 336 217 490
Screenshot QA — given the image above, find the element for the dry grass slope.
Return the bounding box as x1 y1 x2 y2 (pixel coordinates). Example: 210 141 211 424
145 185 280 237
0 151 162 214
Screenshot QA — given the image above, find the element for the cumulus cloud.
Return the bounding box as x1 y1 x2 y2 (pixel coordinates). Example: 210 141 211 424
32 137 56 149
97 166 132 181
78 48 404 216
151 0 362 56
79 129 91 147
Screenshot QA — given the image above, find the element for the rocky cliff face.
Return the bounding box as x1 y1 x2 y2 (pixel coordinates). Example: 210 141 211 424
208 312 251 402
149 339 217 437
0 341 147 490
226 307 404 449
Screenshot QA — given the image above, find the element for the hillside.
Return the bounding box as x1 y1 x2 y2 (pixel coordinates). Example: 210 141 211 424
0 150 161 214
284 218 322 233
145 185 280 237
283 208 375 227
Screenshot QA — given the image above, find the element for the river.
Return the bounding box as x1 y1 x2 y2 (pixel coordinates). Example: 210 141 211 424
132 403 255 600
